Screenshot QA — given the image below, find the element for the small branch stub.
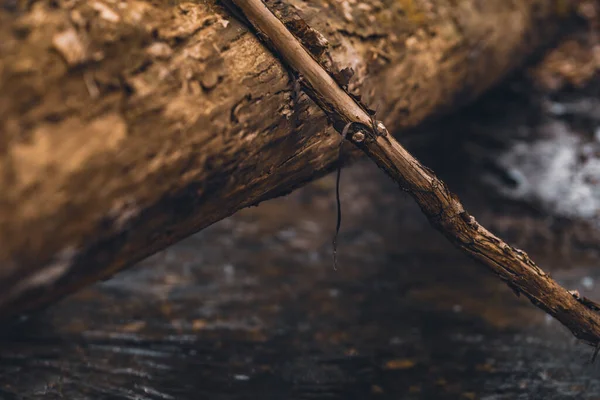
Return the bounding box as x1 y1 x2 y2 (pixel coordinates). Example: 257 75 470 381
351 130 366 143
376 121 388 136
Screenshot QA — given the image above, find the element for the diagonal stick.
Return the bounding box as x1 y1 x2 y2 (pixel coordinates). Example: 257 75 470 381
228 0 600 346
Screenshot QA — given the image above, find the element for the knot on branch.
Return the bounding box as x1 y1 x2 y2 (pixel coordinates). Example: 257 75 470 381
570 290 600 312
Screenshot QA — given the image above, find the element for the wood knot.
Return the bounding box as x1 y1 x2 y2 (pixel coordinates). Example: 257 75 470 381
351 130 366 143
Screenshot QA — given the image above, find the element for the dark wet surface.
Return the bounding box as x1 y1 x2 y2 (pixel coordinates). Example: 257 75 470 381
1 152 600 399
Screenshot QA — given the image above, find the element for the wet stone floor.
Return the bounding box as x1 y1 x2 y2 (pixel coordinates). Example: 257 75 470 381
1 160 600 399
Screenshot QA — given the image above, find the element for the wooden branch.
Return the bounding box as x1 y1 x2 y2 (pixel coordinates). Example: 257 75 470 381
0 1 572 318
224 0 372 130
230 0 600 346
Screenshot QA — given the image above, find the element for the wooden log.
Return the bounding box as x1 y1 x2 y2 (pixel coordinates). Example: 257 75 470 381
0 0 572 317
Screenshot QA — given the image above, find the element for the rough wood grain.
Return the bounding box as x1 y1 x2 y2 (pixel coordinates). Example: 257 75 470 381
0 0 570 317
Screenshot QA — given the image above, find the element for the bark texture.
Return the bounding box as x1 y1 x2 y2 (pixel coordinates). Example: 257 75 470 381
0 0 571 317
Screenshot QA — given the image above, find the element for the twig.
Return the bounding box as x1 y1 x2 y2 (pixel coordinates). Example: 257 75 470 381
332 122 354 271
229 0 600 346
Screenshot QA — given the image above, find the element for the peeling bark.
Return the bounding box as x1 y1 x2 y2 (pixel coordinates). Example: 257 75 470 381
0 0 572 317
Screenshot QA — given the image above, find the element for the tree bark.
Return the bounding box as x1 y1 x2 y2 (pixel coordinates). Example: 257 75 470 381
0 0 571 317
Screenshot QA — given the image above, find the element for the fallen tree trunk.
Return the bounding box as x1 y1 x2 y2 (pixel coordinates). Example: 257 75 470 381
0 0 573 317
